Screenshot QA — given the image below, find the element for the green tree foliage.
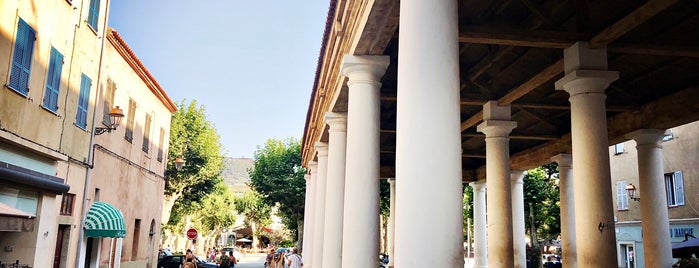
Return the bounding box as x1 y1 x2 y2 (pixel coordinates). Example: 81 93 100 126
191 184 237 234
248 138 306 241
164 100 225 228
234 191 272 248
523 163 561 243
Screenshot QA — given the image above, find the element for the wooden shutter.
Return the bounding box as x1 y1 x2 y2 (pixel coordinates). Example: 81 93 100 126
76 74 91 128
616 181 628 210
43 47 63 111
88 0 100 30
9 19 36 94
675 171 685 206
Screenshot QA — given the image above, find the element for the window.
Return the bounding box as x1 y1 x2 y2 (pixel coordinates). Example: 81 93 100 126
616 181 629 210
8 18 36 95
125 98 136 142
142 114 152 153
614 143 625 155
132 219 141 260
157 128 165 162
87 0 100 31
102 78 116 126
666 171 685 207
43 47 64 112
60 193 75 216
75 74 91 129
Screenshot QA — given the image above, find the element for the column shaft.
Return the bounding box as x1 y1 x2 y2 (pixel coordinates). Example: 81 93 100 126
551 154 575 268
395 0 464 266
302 161 317 266
478 102 517 268
388 178 396 268
311 145 328 267
627 129 673 267
472 181 487 268
341 55 389 268
511 171 526 268
322 113 347 268
555 42 619 267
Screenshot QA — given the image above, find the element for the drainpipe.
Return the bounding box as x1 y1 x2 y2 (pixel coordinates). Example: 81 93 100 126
74 0 111 267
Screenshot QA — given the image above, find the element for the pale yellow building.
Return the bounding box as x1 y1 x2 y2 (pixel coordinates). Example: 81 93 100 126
0 1 175 268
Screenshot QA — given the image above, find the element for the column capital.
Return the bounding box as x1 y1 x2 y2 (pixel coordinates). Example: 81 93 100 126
341 55 390 85
325 112 347 132
477 120 517 137
626 129 665 146
305 174 311 182
551 153 572 168
470 180 487 192
314 142 329 157
554 69 619 96
308 160 318 170
388 178 396 184
511 170 525 184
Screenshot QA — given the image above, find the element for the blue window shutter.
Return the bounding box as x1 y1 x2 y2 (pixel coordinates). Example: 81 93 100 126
9 19 35 95
76 74 91 129
88 0 100 30
43 47 63 112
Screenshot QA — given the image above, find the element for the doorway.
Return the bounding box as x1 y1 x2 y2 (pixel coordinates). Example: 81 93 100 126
619 243 636 268
53 225 71 268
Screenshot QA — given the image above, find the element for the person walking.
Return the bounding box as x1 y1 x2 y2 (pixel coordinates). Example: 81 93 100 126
218 250 232 268
286 248 303 268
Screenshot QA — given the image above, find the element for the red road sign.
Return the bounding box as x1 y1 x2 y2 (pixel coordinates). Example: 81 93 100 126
186 228 198 240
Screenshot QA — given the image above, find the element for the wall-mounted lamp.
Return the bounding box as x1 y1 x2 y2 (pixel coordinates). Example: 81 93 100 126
626 183 641 202
174 157 185 171
94 106 125 135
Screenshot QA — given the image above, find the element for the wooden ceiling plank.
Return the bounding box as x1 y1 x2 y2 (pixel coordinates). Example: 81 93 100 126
462 133 559 141
468 46 518 81
516 107 558 129
498 59 564 105
518 0 558 27
458 29 581 48
608 44 699 58
589 0 680 48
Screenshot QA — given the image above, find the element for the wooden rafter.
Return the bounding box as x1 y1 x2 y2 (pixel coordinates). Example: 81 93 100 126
517 0 558 27
462 133 559 141
589 0 680 48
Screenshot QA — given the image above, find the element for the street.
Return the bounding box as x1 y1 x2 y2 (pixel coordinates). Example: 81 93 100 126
234 253 267 268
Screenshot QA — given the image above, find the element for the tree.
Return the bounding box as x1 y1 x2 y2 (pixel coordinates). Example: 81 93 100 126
523 163 560 265
234 191 272 248
164 100 225 228
248 138 306 246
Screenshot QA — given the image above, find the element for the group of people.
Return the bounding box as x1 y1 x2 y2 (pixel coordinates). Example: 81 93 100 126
265 247 303 268
182 248 238 268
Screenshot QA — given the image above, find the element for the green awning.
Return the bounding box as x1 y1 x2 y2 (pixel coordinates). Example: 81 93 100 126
84 201 126 238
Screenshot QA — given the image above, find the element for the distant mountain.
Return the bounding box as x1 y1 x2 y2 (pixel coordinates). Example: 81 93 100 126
222 157 254 186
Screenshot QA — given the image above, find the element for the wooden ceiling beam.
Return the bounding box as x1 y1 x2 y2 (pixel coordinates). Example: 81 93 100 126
589 0 680 48
460 59 564 131
517 0 558 27
462 133 559 141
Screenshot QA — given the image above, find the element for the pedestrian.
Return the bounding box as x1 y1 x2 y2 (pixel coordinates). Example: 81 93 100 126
265 248 275 268
286 248 303 268
218 250 232 268
185 249 198 268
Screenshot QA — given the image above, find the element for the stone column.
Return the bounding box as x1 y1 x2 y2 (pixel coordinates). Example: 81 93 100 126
311 144 328 267
478 101 517 268
395 0 463 266
302 161 317 266
322 112 347 268
471 180 488 268
511 171 526 268
626 129 673 267
554 41 619 267
340 55 390 268
551 154 575 268
387 178 396 268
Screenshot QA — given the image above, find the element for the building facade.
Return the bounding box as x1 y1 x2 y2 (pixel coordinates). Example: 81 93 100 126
611 121 699 268
0 1 175 267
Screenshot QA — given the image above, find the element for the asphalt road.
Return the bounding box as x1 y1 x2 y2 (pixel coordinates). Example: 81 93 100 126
234 253 267 268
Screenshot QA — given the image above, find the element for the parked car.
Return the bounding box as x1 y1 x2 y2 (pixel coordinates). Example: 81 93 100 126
195 255 219 268
157 254 185 268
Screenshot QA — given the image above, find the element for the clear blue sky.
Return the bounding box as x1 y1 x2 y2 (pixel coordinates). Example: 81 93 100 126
109 1 328 158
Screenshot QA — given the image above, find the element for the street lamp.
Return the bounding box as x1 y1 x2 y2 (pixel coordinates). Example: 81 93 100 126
626 183 641 202
174 157 185 171
94 106 125 135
